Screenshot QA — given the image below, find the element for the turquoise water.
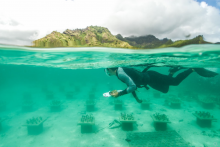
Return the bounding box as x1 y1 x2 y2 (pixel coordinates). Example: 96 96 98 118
0 44 220 147
1 44 220 69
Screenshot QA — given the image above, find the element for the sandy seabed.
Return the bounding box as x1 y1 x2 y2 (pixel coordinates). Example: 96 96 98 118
0 84 220 147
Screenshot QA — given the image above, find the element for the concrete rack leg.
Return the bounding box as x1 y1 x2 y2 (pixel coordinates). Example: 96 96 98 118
27 123 43 135
86 105 94 112
81 125 93 133
122 122 133 131
197 118 212 127
154 122 167 131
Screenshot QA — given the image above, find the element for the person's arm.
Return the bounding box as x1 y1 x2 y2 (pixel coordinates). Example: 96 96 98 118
117 68 136 96
110 90 142 103
132 91 142 103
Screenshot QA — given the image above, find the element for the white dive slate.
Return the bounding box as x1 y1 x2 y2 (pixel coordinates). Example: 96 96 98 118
103 90 123 97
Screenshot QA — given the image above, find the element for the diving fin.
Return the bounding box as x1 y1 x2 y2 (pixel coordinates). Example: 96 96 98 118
194 68 218 77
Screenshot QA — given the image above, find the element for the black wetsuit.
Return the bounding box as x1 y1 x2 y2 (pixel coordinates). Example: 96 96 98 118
116 67 193 102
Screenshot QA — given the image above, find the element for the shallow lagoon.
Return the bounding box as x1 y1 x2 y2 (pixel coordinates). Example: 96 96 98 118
0 45 220 147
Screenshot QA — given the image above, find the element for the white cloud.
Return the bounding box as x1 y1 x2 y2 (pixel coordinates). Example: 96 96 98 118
0 0 220 45
0 0 117 45
104 0 220 42
201 1 208 7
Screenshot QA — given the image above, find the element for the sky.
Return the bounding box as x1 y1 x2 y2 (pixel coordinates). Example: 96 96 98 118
0 0 220 46
197 0 220 8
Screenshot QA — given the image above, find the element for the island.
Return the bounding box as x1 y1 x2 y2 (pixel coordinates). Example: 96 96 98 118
32 26 211 49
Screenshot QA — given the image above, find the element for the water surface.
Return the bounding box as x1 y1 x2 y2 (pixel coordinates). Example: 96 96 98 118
0 44 220 147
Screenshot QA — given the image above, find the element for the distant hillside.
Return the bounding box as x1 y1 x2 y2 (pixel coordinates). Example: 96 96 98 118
158 35 211 48
116 34 169 49
33 26 132 48
116 34 211 49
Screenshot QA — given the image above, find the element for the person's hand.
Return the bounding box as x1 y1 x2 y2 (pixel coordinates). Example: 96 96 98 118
110 90 119 98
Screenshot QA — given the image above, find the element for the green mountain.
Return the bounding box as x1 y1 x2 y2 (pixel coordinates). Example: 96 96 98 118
116 34 169 48
33 26 132 48
33 26 211 49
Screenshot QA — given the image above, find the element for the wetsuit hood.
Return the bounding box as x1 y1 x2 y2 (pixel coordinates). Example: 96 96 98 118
105 68 118 76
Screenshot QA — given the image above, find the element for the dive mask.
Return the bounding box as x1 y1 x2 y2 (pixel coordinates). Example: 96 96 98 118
105 68 111 76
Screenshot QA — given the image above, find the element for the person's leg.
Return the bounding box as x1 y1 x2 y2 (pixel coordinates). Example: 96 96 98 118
146 71 172 93
146 69 193 93
169 69 193 86
148 82 169 93
142 65 155 73
168 66 182 77
142 67 150 73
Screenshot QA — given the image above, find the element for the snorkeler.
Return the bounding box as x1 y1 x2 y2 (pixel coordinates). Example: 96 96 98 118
104 67 218 103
